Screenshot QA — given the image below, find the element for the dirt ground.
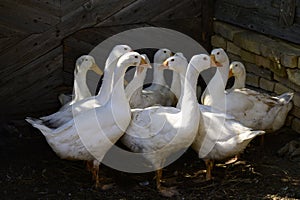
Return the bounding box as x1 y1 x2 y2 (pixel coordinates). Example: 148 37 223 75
1 120 300 199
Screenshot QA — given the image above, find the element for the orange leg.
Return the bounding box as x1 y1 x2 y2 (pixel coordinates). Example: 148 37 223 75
156 169 163 190
225 154 239 164
205 159 214 181
86 160 93 173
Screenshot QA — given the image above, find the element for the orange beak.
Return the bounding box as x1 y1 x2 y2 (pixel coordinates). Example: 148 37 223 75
228 69 234 78
210 55 222 67
159 60 169 70
139 57 151 68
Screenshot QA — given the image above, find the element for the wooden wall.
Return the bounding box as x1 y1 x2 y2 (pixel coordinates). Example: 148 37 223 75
0 0 214 119
215 0 300 44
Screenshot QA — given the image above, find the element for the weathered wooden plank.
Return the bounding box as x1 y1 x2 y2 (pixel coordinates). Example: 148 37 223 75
0 30 60 82
279 0 296 27
61 0 137 23
0 47 63 99
149 18 204 48
71 28 111 46
215 0 279 21
150 0 202 21
0 0 138 82
201 0 214 52
63 71 75 87
61 0 90 16
0 0 60 33
0 23 27 36
219 0 279 17
21 0 61 17
4 68 63 106
215 0 300 44
0 35 28 55
97 0 184 26
3 70 64 118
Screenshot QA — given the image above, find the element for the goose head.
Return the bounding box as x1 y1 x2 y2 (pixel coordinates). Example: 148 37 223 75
229 61 246 78
112 44 132 57
210 48 228 66
117 52 149 70
190 54 220 73
137 54 151 74
154 48 173 64
106 45 133 67
162 53 188 74
75 55 103 75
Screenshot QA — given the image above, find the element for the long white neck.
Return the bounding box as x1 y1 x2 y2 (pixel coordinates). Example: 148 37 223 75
125 68 147 100
73 68 91 102
175 71 186 109
110 63 131 131
180 65 200 121
151 63 167 87
112 65 127 97
170 71 181 100
201 58 229 110
96 58 117 104
232 72 246 90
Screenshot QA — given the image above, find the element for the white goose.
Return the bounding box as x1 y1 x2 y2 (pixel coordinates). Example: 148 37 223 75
169 53 264 181
35 45 132 128
201 49 293 133
133 48 176 108
58 55 103 106
201 48 229 108
226 62 294 132
26 52 148 187
192 108 265 180
122 54 215 196
227 61 246 92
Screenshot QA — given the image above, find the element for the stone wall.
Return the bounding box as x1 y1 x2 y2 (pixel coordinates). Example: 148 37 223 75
211 21 300 133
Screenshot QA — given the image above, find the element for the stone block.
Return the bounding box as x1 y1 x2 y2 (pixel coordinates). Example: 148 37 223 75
227 52 241 62
227 41 241 56
287 69 300 86
255 55 271 69
233 32 261 55
281 54 298 68
259 78 275 92
292 118 300 134
241 50 255 63
213 21 245 41
244 62 273 80
274 74 300 92
274 83 291 94
246 73 260 87
260 38 282 59
211 35 226 49
291 105 300 119
293 92 300 108
268 61 287 77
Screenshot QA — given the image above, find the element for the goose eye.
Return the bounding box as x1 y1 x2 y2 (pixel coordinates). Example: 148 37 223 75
124 47 128 51
163 50 167 53
235 64 238 67
217 52 220 55
134 55 138 59
203 57 207 61
170 58 175 62
85 59 88 61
